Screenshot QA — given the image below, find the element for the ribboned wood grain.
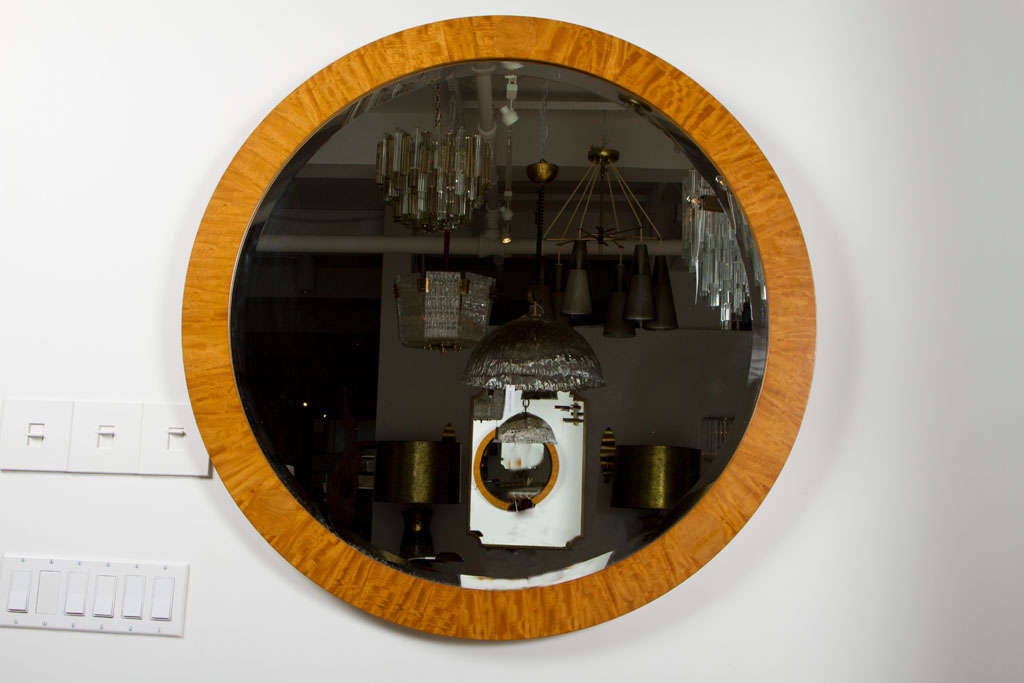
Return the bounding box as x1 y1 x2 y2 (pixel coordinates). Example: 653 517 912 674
182 15 816 640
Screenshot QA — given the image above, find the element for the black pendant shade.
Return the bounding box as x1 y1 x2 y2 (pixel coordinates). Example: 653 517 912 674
604 262 637 338
643 255 679 330
561 240 592 315
624 243 654 321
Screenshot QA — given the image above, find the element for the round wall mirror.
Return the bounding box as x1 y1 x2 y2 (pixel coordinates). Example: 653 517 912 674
183 16 815 639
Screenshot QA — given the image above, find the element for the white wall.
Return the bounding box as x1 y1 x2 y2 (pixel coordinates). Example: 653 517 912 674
1 1 1022 680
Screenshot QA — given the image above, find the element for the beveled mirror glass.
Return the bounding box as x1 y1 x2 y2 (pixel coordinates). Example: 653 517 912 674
183 16 814 638
228 60 767 588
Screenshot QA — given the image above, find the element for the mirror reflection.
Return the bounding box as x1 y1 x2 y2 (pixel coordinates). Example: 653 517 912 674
229 60 767 588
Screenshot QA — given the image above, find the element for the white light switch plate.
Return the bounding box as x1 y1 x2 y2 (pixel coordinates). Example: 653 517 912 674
68 402 143 473
1 400 209 477
1 557 189 634
0 555 188 637
140 403 210 477
0 400 73 471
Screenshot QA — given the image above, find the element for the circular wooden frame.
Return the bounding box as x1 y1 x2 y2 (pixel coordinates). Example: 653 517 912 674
472 430 560 510
183 16 815 640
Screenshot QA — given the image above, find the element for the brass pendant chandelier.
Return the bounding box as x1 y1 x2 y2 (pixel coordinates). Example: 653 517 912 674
544 147 662 247
543 146 677 332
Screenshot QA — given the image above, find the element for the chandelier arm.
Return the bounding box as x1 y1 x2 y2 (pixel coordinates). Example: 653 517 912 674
575 164 601 241
606 163 622 237
610 164 646 239
555 163 597 241
542 164 594 239
611 161 663 240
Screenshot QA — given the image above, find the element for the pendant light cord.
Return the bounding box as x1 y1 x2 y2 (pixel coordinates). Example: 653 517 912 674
535 186 545 282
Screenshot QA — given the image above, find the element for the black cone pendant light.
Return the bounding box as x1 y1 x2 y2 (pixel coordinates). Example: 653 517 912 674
624 243 654 321
562 240 592 315
604 261 636 338
643 255 679 330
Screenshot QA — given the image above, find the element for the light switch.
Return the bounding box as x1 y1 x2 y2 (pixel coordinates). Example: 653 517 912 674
0 400 73 471
140 403 210 476
92 575 116 618
64 572 87 616
122 575 144 619
68 402 143 474
150 577 175 621
167 427 186 452
35 570 61 615
27 422 45 447
96 425 116 449
6 570 32 612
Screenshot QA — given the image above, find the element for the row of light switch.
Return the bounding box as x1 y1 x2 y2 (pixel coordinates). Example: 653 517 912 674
7 570 175 620
1 555 188 637
0 400 209 476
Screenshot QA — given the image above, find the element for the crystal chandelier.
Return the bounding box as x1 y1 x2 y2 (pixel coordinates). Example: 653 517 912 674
375 126 493 232
682 170 765 329
394 270 495 351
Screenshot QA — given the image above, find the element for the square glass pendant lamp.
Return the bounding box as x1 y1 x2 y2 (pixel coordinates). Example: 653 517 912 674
394 270 495 351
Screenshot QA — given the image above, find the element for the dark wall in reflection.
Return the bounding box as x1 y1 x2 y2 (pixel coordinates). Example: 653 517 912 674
370 253 756 581
232 245 758 584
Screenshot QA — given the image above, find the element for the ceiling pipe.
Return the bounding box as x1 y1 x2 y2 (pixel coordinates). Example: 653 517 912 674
256 234 683 258
472 63 503 246
473 63 496 141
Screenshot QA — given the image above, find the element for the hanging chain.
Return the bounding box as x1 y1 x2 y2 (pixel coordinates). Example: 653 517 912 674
433 82 441 131
539 81 550 158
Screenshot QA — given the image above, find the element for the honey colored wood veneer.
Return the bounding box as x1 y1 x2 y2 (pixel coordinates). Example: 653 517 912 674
182 15 816 640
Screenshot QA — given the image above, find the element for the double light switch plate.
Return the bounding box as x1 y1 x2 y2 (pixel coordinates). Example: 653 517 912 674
0 400 209 476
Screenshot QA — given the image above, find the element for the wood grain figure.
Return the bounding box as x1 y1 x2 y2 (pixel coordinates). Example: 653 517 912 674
182 15 816 640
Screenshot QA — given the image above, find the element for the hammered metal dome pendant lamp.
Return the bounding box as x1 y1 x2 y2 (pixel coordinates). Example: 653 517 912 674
495 410 557 444
462 303 605 393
